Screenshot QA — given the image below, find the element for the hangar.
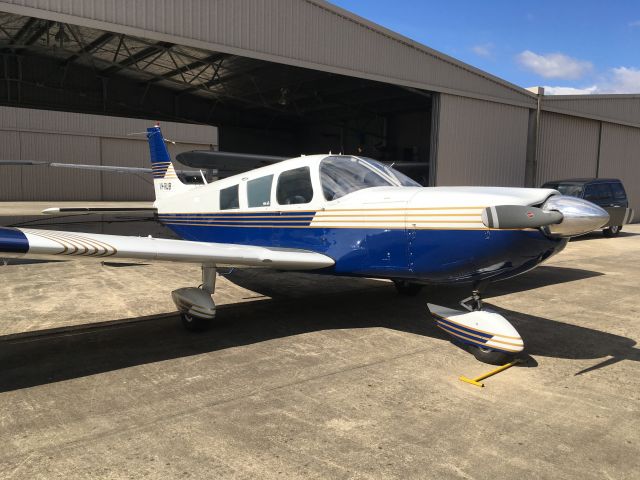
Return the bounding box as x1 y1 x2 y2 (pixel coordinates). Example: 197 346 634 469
0 0 638 217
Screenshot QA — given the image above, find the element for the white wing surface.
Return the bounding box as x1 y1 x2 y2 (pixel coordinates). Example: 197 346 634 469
0 227 334 270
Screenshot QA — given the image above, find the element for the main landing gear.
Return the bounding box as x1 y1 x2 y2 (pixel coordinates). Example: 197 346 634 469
428 288 524 365
171 263 217 332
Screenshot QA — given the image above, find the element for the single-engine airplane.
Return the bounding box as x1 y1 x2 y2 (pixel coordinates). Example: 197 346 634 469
0 125 614 364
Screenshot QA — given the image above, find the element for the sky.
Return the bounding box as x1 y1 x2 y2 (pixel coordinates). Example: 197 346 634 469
329 1 640 94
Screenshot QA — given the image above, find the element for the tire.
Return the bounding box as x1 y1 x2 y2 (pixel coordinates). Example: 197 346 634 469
393 280 423 296
469 345 515 365
180 312 211 332
603 225 622 237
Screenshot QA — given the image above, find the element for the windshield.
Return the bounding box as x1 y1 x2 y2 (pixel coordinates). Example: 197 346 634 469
543 182 584 197
320 156 420 201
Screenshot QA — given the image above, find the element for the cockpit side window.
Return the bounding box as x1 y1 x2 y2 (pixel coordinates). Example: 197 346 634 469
220 184 239 210
276 167 313 205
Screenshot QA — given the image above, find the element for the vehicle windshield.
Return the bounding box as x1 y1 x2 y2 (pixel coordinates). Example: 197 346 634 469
543 182 584 197
320 155 420 201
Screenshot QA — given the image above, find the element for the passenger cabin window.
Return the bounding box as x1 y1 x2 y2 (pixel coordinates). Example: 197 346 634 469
276 167 314 205
247 175 273 207
220 184 239 210
320 156 420 201
584 183 613 203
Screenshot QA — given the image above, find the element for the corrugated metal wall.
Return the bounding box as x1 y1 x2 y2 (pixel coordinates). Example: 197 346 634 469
535 112 600 186
0 0 534 107
0 106 217 144
599 122 640 215
0 106 217 201
544 95 640 128
435 94 529 186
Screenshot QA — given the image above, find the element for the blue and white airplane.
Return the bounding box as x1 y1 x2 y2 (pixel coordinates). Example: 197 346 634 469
0 125 611 363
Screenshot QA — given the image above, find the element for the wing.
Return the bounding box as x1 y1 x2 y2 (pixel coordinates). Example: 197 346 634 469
0 227 334 270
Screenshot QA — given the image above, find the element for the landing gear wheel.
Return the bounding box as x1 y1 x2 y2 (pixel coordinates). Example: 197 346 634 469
469 345 514 365
603 225 622 237
180 312 211 332
394 280 423 296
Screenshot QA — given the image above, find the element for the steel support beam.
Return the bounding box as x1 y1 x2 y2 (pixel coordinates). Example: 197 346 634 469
23 20 53 46
63 32 114 65
146 52 231 84
9 17 36 44
100 41 173 76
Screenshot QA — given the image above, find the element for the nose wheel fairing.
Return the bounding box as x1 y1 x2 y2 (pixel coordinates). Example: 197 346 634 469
429 303 524 355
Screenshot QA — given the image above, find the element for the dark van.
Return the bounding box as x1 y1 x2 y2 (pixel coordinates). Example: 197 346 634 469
541 178 634 237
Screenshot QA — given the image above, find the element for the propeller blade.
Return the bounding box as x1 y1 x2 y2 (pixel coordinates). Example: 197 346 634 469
481 205 563 230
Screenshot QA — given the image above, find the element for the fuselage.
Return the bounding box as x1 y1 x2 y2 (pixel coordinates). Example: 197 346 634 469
156 154 567 285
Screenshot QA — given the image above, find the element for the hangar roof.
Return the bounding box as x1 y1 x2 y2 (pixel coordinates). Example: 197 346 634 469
0 0 536 108
543 94 640 129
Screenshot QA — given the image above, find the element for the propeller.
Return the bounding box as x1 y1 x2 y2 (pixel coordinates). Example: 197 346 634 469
481 205 563 230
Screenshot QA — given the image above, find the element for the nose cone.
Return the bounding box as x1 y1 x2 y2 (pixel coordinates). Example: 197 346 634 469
542 195 609 237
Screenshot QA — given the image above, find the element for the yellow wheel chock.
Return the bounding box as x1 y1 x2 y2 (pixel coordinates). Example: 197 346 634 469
459 358 523 387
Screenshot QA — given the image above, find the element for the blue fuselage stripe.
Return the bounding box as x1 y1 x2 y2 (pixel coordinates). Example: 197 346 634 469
159 218 566 284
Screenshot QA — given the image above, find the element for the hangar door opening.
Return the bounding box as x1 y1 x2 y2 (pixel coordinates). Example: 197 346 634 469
219 72 434 186
0 13 435 184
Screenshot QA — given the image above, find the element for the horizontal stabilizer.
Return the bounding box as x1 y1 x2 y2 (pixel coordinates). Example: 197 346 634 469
481 205 563 230
0 160 207 178
0 201 154 217
176 150 286 178
42 207 156 217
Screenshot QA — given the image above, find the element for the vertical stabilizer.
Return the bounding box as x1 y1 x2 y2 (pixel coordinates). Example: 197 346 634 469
146 124 191 200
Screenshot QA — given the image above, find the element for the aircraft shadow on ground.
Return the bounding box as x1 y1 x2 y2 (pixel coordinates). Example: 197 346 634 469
0 265 636 392
570 230 639 242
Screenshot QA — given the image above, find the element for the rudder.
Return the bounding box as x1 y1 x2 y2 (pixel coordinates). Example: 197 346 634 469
146 124 191 200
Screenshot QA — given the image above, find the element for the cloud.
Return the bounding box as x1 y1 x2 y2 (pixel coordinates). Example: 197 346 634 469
543 67 640 95
629 20 640 28
517 50 593 80
543 85 598 95
603 67 640 93
471 43 494 58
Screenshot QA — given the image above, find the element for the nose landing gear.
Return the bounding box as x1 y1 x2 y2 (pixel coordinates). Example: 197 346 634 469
429 288 524 365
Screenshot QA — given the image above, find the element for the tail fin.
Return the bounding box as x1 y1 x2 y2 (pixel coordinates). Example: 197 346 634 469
146 124 191 200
